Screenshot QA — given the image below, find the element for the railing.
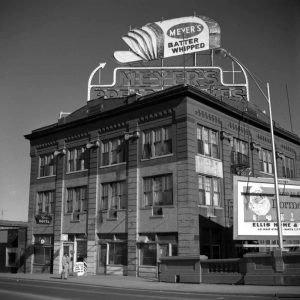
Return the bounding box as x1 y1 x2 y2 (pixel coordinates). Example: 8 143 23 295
201 258 241 274
231 151 250 167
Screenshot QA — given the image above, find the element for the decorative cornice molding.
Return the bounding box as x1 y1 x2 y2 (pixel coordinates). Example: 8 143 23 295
98 122 126 134
139 109 173 123
36 141 57 150
65 132 89 142
250 142 261 151
221 131 233 142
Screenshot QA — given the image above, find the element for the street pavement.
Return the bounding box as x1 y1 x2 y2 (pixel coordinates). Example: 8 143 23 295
0 272 299 298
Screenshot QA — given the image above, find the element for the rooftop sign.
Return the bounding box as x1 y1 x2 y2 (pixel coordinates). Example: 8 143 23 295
87 16 249 102
233 176 300 240
89 65 247 102
114 16 220 63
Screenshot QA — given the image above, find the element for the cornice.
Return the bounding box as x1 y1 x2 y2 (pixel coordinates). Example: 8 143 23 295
24 84 300 145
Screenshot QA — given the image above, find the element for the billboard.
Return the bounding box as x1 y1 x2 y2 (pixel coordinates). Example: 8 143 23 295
233 176 300 240
114 16 220 64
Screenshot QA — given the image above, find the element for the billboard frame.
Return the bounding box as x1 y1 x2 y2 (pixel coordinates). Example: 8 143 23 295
233 176 300 240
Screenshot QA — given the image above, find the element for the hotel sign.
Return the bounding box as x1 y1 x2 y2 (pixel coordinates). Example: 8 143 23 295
233 176 300 240
91 66 247 102
35 215 52 225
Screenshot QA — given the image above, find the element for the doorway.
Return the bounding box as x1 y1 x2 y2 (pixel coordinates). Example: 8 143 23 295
63 243 74 275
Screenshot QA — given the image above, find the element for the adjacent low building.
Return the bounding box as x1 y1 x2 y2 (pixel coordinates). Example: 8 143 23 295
0 220 27 273
24 84 300 278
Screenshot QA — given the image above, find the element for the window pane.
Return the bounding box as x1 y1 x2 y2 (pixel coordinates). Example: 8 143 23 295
34 246 45 264
101 184 109 210
102 142 109 165
141 243 156 266
197 127 201 139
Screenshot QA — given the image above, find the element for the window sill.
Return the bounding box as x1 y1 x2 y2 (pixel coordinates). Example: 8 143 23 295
33 263 51 266
141 205 174 210
150 215 164 219
141 154 173 161
70 220 80 223
198 205 222 209
106 218 118 221
259 171 274 176
37 175 56 179
196 154 221 162
66 169 88 175
100 162 126 169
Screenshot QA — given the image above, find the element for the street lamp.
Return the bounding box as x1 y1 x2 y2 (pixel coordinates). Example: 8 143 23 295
215 48 284 252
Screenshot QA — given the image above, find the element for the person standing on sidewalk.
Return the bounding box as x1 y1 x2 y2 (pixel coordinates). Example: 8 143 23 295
61 253 70 280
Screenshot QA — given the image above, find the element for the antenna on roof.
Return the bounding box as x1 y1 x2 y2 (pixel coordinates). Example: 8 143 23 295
285 83 294 133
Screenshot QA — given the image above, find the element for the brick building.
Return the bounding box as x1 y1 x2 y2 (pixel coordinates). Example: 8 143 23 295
24 84 300 278
0 220 27 273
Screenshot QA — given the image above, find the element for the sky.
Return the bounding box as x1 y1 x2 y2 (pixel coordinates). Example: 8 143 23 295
0 0 299 222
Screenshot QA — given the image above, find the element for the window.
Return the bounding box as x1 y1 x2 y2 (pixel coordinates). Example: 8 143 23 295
139 233 177 266
68 146 87 172
101 181 127 214
197 125 219 159
143 174 173 207
282 156 295 178
142 126 172 159
101 137 125 166
66 186 87 213
6 248 18 267
33 235 53 265
36 191 54 215
140 243 157 266
39 153 55 177
198 175 220 206
231 138 249 165
108 243 127 265
200 227 221 259
259 148 273 174
98 234 127 266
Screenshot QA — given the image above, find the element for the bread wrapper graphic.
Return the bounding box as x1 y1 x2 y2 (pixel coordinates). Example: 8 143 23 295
247 186 271 217
114 16 221 64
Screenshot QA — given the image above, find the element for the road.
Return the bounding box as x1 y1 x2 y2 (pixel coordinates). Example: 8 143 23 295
0 278 290 300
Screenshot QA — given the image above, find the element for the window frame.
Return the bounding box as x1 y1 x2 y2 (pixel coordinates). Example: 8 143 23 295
65 186 88 214
36 191 55 215
142 126 173 159
197 125 219 159
67 146 87 173
282 156 295 179
231 138 249 165
259 148 273 174
139 233 178 266
39 153 56 177
101 137 125 166
33 235 53 265
198 175 221 207
100 181 127 213
142 174 173 208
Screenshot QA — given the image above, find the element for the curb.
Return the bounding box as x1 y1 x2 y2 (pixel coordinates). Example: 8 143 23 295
0 274 299 298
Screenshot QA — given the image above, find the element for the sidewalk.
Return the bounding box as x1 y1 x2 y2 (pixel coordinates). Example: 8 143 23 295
0 272 299 298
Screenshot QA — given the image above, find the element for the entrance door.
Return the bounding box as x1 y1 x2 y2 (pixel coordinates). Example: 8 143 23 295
97 244 107 274
63 243 74 275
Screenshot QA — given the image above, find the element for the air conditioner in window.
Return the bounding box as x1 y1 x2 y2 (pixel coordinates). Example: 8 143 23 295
152 206 163 216
107 209 117 219
71 211 80 221
206 206 216 218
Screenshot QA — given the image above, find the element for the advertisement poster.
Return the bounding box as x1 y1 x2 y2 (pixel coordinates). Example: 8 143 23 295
114 16 220 63
233 176 300 239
